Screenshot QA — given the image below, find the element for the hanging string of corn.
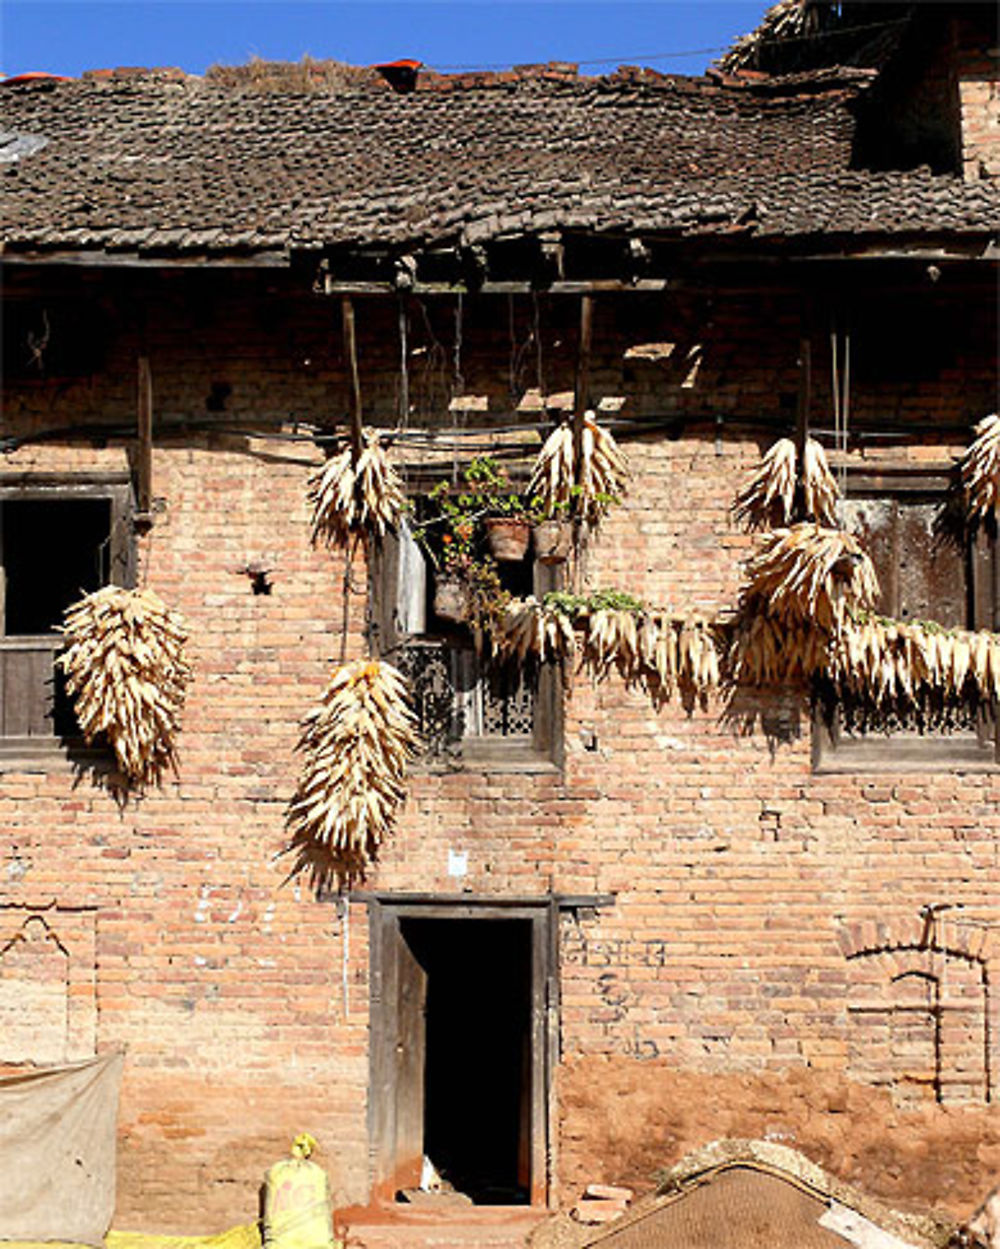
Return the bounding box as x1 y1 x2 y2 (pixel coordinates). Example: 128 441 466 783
958 413 1000 528
309 427 405 548
732 437 839 531
740 524 878 632
59 585 191 784
831 615 1000 709
528 411 630 524
284 659 419 890
489 596 721 705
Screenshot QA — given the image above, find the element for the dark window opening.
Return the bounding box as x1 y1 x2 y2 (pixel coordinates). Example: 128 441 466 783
0 483 132 751
398 917 533 1206
2 498 111 636
2 301 107 381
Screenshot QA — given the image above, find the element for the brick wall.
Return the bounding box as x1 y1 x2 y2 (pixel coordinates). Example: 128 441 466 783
956 17 1000 183
1 269 998 1230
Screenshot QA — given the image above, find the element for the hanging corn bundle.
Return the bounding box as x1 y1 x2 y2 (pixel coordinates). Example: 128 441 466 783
491 597 576 666
831 615 1000 711
730 614 831 687
284 659 419 890
309 427 405 548
958 413 1000 528
528 411 630 524
740 524 878 633
732 437 838 530
59 585 191 784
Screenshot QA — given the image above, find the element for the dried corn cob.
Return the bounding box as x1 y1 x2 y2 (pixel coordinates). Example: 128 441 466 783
741 524 878 632
285 659 419 890
959 413 1000 527
491 597 576 665
309 427 405 548
733 437 838 530
59 585 191 785
528 411 629 524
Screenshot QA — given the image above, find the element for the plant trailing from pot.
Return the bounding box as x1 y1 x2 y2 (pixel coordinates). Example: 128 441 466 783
463 456 531 562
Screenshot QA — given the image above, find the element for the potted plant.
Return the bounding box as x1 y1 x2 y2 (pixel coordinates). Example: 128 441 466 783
464 456 531 562
529 497 573 564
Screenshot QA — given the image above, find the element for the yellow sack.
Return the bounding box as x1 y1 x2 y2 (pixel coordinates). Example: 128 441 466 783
262 1135 335 1249
106 1228 261 1249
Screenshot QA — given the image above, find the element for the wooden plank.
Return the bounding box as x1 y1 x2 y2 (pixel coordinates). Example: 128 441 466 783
136 356 153 518
394 923 428 1191
341 295 364 460
529 912 549 1206
573 294 594 490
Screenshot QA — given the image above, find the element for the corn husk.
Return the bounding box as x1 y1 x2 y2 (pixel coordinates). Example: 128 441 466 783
528 411 629 524
309 427 405 548
285 659 419 890
740 524 878 632
959 413 1000 526
59 585 191 784
733 437 838 530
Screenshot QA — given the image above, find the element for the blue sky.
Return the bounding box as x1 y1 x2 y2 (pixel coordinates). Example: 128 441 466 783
2 2 768 80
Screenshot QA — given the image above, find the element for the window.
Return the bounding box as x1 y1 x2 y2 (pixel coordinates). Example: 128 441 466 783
0 475 133 762
813 468 999 770
372 523 562 769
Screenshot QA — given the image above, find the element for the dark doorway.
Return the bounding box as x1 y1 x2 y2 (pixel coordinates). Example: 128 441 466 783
401 917 532 1204
369 901 553 1208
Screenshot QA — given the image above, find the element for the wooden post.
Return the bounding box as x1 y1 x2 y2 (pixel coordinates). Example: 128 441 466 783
572 294 594 488
136 356 153 521
341 295 364 460
795 332 811 520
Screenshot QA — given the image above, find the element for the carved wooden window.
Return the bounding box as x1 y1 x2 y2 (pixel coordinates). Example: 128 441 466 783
814 468 999 770
373 525 562 768
0 475 133 763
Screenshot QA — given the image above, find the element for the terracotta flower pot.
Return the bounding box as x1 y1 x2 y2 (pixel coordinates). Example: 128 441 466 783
532 519 573 564
433 575 469 623
484 516 531 562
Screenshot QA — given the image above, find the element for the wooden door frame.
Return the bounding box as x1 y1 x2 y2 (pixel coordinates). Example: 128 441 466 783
366 896 559 1207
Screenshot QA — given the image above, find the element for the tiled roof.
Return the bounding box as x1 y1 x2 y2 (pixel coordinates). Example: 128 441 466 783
1 68 996 260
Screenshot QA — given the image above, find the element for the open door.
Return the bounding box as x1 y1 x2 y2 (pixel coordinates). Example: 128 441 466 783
369 900 555 1206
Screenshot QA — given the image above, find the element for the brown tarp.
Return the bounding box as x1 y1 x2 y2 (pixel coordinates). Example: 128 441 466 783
0 1052 123 1246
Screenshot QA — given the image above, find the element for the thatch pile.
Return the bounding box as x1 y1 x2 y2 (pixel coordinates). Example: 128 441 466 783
309 428 405 549
529 412 630 524
958 413 1000 528
285 660 419 889
206 56 374 93
732 437 839 530
59 586 191 784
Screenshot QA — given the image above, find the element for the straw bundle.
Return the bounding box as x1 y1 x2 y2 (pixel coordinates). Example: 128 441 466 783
285 660 419 888
309 428 405 548
59 585 191 784
528 412 630 523
959 413 1000 527
741 524 878 632
733 437 838 530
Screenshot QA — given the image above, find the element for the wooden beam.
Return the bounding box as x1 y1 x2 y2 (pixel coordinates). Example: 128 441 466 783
573 294 594 488
341 294 364 459
136 356 153 522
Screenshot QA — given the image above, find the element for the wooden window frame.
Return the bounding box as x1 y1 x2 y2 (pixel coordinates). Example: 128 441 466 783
813 465 999 773
372 532 564 772
0 472 134 770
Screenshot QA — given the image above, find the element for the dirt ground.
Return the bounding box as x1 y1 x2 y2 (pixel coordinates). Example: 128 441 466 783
558 1056 1000 1222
